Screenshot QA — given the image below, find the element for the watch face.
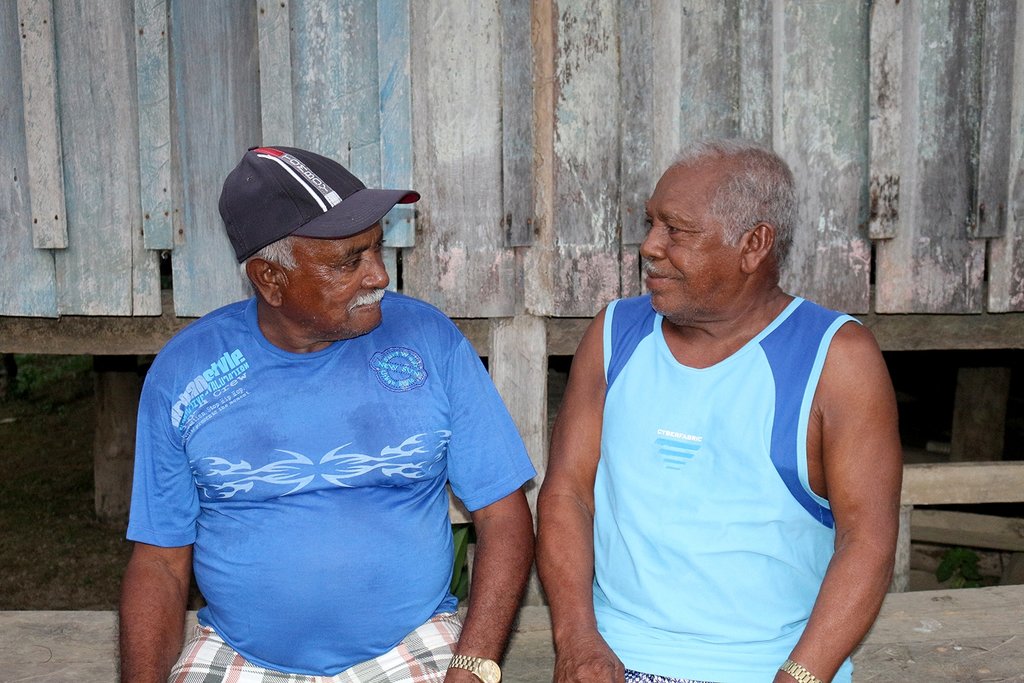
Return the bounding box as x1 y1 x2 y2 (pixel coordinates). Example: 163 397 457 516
477 659 501 683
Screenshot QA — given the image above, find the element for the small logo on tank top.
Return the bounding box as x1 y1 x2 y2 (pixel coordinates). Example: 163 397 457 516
655 428 702 469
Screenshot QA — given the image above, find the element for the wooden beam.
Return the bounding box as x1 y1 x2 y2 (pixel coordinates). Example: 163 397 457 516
92 355 139 524
950 367 1012 461
3 309 1024 356
892 504 912 592
911 509 1024 552
902 462 1024 506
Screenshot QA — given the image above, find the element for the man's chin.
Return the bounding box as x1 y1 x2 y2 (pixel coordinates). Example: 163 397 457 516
334 307 383 341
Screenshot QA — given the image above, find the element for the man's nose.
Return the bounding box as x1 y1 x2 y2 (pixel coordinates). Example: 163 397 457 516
639 226 662 260
364 253 390 290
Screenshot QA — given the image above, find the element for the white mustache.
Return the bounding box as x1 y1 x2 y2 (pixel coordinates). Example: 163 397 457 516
641 258 665 278
348 288 385 311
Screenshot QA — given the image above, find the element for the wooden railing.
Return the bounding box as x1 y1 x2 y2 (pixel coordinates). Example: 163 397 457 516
893 461 1024 591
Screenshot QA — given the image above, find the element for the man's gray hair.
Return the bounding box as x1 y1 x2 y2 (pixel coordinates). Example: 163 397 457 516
240 235 298 278
672 139 796 265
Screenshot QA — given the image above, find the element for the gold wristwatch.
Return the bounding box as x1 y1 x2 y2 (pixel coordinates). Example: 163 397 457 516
448 654 501 682
779 659 823 683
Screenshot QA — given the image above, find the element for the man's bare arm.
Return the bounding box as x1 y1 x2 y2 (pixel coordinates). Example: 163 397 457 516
537 309 624 683
445 487 534 682
776 323 902 682
119 542 193 683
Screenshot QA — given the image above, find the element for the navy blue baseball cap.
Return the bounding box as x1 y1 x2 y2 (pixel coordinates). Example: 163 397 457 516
219 146 419 262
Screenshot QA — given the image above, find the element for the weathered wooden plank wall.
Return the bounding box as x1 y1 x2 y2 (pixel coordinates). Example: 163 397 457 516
776 1 872 314
54 0 161 316
987 0 1024 313
1 0 58 317
4 0 1024 320
873 1 987 313
168 1 258 316
404 0 516 317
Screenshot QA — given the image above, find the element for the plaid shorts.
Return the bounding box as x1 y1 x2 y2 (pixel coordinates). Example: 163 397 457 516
624 669 715 683
168 612 462 683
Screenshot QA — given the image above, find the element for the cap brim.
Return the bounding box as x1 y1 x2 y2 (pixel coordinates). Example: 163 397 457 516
292 188 420 240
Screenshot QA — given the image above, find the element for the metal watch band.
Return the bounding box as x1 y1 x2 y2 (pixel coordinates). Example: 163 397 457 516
780 659 824 683
448 654 500 682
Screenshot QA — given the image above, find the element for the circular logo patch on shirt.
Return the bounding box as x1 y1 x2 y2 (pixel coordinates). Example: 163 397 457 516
370 347 428 391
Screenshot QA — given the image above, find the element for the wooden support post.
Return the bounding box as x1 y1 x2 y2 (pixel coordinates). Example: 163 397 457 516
891 504 912 593
490 315 547 605
92 356 140 524
950 367 1012 462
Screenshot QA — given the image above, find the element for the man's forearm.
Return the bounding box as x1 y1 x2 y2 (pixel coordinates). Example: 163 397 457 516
537 492 601 643
119 546 192 682
778 534 894 682
454 491 535 662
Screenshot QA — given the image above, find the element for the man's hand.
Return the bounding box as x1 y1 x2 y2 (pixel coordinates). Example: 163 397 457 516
553 629 625 683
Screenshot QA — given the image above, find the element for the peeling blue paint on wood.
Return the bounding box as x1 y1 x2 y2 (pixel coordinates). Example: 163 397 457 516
169 0 257 317
135 0 174 252
1 0 57 317
17 0 68 251
53 0 160 315
377 0 415 248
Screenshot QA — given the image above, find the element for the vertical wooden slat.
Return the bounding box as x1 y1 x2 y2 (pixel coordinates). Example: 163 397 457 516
93 356 140 524
257 0 294 146
377 0 415 251
490 315 547 605
0 0 56 317
973 0 1015 240
775 1 871 314
869 0 903 241
987 0 1024 313
891 504 912 593
290 0 379 184
405 0 514 317
135 0 174 251
526 0 556 316
650 0 682 177
502 0 535 249
170 1 259 317
874 1 987 313
544 0 622 317
618 0 652 298
53 0 161 316
738 0 772 144
950 367 1011 462
16 0 68 250
677 2 740 142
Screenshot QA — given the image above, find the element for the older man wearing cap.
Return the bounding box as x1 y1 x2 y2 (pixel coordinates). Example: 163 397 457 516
119 147 536 683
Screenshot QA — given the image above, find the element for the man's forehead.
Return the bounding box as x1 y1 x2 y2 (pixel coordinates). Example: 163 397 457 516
647 166 716 208
295 224 382 256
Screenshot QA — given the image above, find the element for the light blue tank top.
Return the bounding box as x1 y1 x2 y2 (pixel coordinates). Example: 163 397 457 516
594 295 856 683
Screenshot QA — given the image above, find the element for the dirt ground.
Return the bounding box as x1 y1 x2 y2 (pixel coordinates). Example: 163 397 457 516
0 355 131 609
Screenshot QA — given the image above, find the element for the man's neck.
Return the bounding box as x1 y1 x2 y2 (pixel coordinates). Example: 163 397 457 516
660 286 792 368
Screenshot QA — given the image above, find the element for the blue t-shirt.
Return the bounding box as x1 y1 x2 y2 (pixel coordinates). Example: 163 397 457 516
595 295 855 683
127 292 535 675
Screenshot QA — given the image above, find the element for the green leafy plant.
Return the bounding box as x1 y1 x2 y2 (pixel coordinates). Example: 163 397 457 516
936 547 983 588
450 523 473 601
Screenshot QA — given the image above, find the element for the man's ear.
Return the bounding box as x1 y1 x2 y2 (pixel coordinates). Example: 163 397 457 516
246 258 288 307
739 222 776 274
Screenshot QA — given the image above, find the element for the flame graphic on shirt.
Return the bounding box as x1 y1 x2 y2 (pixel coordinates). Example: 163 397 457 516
196 430 451 499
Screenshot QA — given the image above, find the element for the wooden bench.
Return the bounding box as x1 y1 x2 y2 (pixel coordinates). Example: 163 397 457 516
3 585 1024 682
